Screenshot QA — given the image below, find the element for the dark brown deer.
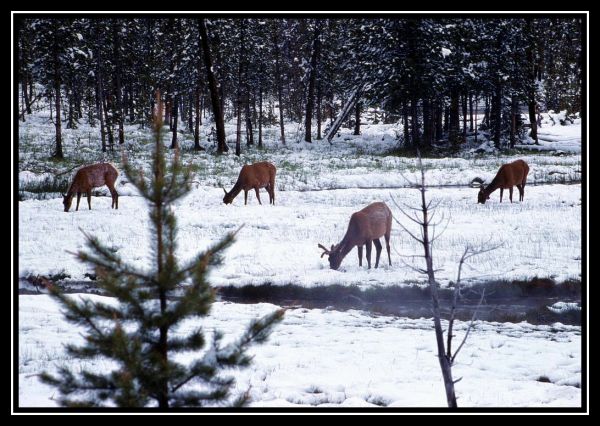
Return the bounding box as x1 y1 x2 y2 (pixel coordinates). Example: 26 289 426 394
319 202 392 270
223 162 276 205
477 159 529 204
62 163 119 212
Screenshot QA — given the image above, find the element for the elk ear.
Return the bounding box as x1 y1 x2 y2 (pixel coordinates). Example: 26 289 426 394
331 245 335 251
222 187 228 196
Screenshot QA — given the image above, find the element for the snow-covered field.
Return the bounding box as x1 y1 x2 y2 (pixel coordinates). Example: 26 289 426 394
16 109 583 409
17 111 582 288
19 182 581 288
18 294 582 408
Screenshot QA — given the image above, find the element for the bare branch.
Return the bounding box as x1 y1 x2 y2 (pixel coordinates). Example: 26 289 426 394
451 289 486 365
390 214 425 244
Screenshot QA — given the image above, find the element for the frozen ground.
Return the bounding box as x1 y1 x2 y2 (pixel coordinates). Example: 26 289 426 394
17 112 582 288
16 110 584 410
18 182 581 288
17 294 582 408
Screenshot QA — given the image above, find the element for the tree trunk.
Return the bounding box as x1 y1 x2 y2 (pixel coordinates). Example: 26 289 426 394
528 96 538 144
410 96 419 146
188 91 194 133
258 82 263 147
67 84 75 129
23 74 32 114
462 92 467 140
422 98 431 147
449 88 460 148
469 93 474 132
87 87 95 127
443 105 449 133
113 21 125 145
420 188 457 408
198 19 228 153
435 100 443 142
129 83 135 122
235 95 242 156
474 94 479 145
104 91 115 151
245 97 254 146
165 94 172 130
277 75 286 144
510 95 517 149
316 80 322 139
304 27 320 143
353 101 361 136
171 94 179 149
194 87 202 150
526 19 540 145
402 101 409 146
95 69 106 153
491 84 502 148
52 35 63 159
483 96 490 129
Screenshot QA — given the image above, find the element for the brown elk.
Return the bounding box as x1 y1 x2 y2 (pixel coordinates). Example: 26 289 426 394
318 202 392 270
223 162 276 205
478 159 529 204
62 163 119 212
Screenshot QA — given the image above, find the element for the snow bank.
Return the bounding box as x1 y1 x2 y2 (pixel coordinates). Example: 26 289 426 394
18 294 582 408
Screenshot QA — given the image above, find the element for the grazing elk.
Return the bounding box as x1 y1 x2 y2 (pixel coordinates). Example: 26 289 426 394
63 163 119 212
223 161 276 205
319 201 392 270
478 159 530 204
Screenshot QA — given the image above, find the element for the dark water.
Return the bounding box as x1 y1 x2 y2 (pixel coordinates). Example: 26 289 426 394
217 280 582 325
19 279 582 326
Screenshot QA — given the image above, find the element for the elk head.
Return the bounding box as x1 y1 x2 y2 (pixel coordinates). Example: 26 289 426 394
477 184 490 204
222 187 234 205
318 243 343 270
62 192 73 212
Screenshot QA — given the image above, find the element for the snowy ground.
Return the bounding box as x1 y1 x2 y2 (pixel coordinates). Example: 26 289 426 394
16 109 584 410
17 111 582 288
18 294 582 408
18 182 582 288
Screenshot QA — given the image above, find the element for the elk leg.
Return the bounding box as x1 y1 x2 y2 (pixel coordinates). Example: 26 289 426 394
500 188 503 203
244 190 248 205
373 239 382 268
87 190 92 210
255 188 262 205
365 240 372 269
357 245 363 267
109 186 117 209
509 187 513 203
518 184 524 201
270 177 276 204
385 233 391 266
76 192 82 211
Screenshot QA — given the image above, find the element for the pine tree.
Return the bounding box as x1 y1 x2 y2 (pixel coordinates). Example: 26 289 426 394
40 95 283 408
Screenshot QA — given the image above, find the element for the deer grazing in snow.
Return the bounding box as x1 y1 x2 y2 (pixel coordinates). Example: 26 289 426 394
477 159 530 204
223 162 276 205
62 163 119 212
319 201 392 270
